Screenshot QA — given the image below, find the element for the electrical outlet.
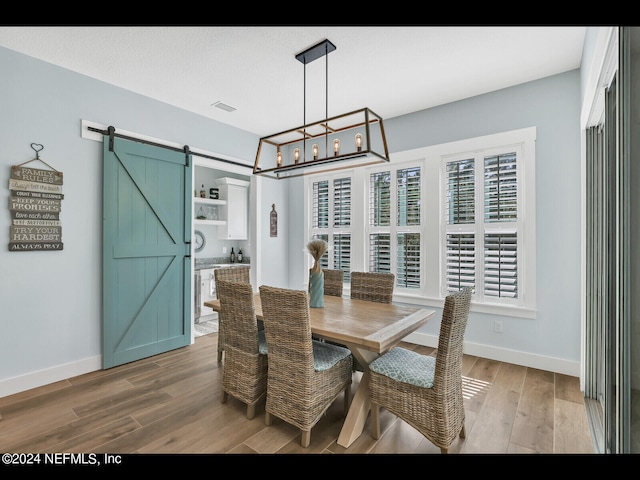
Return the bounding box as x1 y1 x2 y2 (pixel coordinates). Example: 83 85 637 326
222 247 227 254
494 320 503 333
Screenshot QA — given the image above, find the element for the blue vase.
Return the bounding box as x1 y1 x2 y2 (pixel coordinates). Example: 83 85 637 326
309 269 324 308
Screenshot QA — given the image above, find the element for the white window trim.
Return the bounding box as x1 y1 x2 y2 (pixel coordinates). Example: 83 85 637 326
442 144 522 305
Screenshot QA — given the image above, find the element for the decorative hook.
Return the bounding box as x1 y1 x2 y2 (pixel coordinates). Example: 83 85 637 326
30 143 44 159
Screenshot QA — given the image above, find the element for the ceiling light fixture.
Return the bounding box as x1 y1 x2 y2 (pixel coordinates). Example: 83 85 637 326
253 39 390 179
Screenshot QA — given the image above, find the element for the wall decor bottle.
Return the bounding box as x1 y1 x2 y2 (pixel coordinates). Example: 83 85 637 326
200 184 206 198
237 249 243 263
230 247 235 263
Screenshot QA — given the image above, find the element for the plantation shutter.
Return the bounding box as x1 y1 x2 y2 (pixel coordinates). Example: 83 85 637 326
333 233 351 282
313 233 330 269
445 158 476 292
446 158 475 224
369 233 391 273
333 177 351 227
484 232 518 298
484 153 517 221
397 166 421 226
313 180 329 228
446 233 475 292
370 171 391 226
483 152 518 298
397 232 420 288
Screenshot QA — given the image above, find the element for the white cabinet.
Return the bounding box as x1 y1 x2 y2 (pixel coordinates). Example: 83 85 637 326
216 177 249 240
197 268 216 321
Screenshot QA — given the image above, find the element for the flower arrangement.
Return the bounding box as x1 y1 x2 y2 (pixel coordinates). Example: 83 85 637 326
306 239 328 273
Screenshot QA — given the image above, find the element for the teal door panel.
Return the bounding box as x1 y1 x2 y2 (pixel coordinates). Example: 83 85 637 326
103 136 192 369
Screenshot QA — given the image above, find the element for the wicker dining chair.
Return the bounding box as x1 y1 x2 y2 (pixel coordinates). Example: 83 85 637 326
368 287 472 453
350 271 395 304
322 268 344 297
217 279 268 420
349 271 395 371
214 266 251 362
259 285 353 448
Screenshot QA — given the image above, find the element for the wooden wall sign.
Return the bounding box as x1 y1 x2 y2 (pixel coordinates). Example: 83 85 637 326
270 204 278 237
8 157 64 251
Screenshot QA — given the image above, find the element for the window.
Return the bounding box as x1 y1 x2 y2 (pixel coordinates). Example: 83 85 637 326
368 165 422 289
305 127 535 316
311 175 352 281
444 147 523 305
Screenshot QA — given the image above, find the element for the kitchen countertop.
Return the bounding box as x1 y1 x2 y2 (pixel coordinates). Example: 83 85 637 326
195 257 250 270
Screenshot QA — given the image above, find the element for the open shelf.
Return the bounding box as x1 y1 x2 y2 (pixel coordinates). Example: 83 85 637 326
194 219 226 226
194 197 226 206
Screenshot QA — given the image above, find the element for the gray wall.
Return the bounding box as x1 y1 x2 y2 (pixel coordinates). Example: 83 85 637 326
0 41 584 396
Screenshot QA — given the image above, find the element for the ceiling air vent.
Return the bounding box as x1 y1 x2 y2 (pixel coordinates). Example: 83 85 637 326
212 101 236 113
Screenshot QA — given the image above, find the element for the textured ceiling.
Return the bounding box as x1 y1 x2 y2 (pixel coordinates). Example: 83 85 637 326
0 26 586 137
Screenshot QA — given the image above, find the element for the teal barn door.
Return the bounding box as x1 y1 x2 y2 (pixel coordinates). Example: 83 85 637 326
102 135 192 369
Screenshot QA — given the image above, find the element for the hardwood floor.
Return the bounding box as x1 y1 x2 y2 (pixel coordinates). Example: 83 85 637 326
0 333 595 455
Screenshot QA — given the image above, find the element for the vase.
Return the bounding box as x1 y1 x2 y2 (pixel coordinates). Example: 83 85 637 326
309 269 324 308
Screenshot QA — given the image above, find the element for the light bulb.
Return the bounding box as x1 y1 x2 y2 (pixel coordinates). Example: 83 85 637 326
355 133 363 151
333 139 340 156
294 148 300 164
277 150 282 167
313 144 319 160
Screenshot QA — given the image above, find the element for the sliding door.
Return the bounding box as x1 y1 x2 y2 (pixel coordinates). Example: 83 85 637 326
103 135 193 368
625 26 640 454
584 26 639 454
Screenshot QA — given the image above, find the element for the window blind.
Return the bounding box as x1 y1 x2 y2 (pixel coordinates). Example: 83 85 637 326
333 233 351 282
369 233 391 273
484 153 517 222
369 171 391 226
446 158 475 224
397 232 420 288
397 166 421 226
484 232 517 298
445 233 476 292
333 177 351 227
313 180 329 229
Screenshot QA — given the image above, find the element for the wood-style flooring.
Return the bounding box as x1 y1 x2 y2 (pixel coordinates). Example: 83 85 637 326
0 332 595 455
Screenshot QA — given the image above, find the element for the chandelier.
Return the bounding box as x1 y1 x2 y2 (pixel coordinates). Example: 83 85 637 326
253 39 390 179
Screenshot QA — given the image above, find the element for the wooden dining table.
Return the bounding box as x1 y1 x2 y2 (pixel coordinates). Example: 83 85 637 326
205 293 436 448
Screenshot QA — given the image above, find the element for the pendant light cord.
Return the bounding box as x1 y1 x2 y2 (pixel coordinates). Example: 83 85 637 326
325 41 329 153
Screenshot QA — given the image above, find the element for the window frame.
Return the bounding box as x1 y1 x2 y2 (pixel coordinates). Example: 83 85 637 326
366 160 424 291
304 127 536 318
442 144 524 306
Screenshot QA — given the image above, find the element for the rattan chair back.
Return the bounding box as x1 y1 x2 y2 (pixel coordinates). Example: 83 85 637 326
322 269 344 297
217 279 267 419
350 271 395 303
214 266 251 362
214 266 250 296
259 284 353 447
369 287 472 453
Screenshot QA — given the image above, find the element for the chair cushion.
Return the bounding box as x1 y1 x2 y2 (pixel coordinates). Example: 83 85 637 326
312 340 352 371
258 330 268 355
369 347 436 388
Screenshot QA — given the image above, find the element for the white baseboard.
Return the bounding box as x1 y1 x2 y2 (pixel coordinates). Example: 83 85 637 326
1 332 582 399
0 356 102 399
404 331 581 378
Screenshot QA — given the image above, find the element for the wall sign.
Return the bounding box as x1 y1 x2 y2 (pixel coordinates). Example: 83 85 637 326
8 144 64 251
270 204 278 237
